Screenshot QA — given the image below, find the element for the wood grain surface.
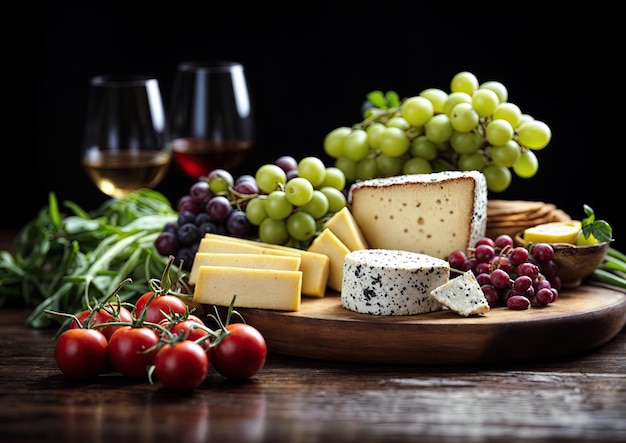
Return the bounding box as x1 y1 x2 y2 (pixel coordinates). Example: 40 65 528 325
220 284 626 365
2 307 625 443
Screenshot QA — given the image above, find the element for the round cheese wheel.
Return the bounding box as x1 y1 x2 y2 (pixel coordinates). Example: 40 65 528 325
341 249 450 316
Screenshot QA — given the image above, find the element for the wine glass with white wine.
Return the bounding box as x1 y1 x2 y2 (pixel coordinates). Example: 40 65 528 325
82 75 171 198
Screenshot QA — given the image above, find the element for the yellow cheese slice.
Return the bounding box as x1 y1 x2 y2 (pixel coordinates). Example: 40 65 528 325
193 266 302 311
307 228 351 292
197 237 300 256
322 206 369 251
200 234 330 297
188 252 301 285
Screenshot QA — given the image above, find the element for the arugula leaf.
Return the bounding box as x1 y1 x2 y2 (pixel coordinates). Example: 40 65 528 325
0 189 178 328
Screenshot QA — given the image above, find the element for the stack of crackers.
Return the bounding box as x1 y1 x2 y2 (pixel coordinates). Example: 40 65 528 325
486 199 571 240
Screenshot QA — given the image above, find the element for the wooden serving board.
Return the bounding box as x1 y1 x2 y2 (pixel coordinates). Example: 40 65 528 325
224 284 626 365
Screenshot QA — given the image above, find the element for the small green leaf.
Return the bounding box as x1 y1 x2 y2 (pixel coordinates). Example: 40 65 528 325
366 90 386 108
588 220 613 243
385 91 400 108
580 205 613 243
366 90 401 109
49 193 61 229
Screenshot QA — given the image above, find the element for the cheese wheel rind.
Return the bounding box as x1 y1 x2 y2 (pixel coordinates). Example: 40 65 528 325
341 249 450 316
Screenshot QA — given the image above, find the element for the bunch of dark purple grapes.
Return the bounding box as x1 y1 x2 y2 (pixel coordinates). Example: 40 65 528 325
447 234 560 310
154 169 262 271
154 156 300 272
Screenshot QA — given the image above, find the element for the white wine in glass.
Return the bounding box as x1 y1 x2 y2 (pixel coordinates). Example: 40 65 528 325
82 75 171 198
168 61 255 179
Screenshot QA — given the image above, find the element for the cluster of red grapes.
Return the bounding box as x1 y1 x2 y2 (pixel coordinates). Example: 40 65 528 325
447 234 560 310
154 168 261 271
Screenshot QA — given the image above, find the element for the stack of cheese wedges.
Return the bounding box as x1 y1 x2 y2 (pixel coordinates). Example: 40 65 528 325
307 206 369 293
191 207 369 311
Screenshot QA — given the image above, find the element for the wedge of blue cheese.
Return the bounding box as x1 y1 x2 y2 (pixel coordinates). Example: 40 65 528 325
429 270 490 317
341 249 450 316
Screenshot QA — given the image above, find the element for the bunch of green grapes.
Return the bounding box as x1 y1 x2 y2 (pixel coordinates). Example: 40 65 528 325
245 156 347 248
323 71 552 193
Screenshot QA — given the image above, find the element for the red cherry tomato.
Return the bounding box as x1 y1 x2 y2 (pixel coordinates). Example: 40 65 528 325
160 313 204 328
153 341 210 391
54 329 109 378
162 314 212 349
135 292 188 324
108 326 160 378
210 323 267 379
134 291 157 314
70 303 133 340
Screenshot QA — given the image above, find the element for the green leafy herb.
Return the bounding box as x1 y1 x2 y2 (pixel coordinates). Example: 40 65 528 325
365 90 400 110
0 189 178 328
580 204 613 243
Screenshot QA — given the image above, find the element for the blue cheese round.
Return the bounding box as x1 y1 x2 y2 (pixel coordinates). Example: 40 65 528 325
341 249 450 316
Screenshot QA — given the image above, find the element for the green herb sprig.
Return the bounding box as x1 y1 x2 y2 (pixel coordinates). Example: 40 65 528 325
580 204 613 244
0 189 178 328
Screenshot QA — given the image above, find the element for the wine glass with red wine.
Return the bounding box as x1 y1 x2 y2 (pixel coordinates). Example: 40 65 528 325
82 75 171 198
167 61 255 180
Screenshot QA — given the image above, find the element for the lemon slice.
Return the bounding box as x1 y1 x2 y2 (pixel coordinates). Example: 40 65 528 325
523 220 582 244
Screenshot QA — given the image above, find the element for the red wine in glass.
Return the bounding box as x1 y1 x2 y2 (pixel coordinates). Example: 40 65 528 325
168 61 255 179
170 137 252 179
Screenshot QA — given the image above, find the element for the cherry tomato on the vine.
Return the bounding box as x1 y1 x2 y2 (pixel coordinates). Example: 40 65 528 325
134 291 157 314
135 292 188 324
153 340 210 391
108 326 160 378
70 302 133 340
210 323 267 379
54 328 109 378
161 314 212 349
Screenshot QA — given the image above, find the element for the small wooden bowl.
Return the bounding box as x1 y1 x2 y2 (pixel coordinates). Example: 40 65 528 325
514 232 609 288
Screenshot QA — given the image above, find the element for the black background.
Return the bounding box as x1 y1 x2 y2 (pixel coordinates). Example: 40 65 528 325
18 1 621 248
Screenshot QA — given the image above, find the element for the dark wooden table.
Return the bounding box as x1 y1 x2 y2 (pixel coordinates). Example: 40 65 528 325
1 232 626 443
1 308 625 443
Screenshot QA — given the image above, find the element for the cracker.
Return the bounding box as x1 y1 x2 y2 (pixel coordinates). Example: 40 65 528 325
489 207 555 223
487 199 545 216
486 201 572 240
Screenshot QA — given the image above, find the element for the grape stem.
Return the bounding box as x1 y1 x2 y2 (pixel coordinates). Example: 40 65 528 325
218 185 262 210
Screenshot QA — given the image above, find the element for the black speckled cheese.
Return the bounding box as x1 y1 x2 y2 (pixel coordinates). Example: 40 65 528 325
341 249 450 316
429 270 490 317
